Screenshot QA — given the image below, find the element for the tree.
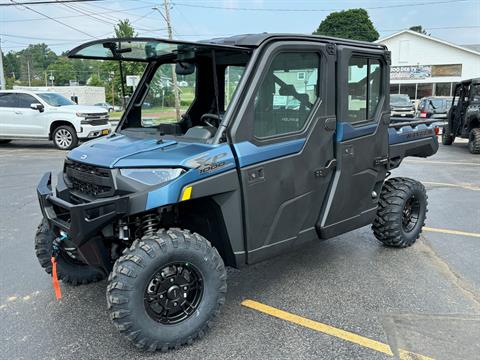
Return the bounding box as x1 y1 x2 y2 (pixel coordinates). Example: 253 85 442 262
114 19 137 38
313 9 379 42
47 57 76 86
409 25 430 36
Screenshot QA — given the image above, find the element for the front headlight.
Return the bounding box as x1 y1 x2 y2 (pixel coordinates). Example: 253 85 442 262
120 168 185 186
76 112 86 117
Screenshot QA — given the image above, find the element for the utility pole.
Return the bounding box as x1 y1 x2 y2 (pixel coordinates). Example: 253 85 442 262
153 1 180 121
0 37 6 90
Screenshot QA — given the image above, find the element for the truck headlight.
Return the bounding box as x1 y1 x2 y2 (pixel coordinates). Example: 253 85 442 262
120 168 185 186
76 112 86 117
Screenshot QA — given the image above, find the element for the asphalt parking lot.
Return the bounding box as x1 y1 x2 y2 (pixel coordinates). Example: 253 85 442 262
0 139 479 360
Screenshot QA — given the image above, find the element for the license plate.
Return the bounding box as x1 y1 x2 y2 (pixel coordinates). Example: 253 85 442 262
102 129 110 135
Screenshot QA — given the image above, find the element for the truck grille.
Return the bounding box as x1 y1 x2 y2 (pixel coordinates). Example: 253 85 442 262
64 160 114 198
84 113 109 126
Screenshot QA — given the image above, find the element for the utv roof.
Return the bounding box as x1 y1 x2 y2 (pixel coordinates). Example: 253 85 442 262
203 33 387 50
459 78 480 85
68 33 386 61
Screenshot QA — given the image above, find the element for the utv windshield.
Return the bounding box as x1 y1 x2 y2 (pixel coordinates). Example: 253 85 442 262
68 38 252 142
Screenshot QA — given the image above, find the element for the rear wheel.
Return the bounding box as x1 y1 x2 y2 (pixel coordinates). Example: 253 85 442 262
52 125 78 150
442 123 454 145
34 219 105 285
372 177 427 248
468 128 480 154
106 228 227 351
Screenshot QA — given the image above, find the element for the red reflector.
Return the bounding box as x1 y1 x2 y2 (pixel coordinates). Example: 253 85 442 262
420 112 427 118
434 127 439 135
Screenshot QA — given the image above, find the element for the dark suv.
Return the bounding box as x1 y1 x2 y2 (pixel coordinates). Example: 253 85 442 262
390 94 415 117
417 96 452 119
443 78 480 153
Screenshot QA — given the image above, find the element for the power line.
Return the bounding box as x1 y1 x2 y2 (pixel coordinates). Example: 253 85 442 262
0 0 105 6
9 0 97 38
172 0 472 12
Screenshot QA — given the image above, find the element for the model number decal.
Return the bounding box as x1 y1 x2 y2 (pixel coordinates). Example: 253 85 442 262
189 153 228 174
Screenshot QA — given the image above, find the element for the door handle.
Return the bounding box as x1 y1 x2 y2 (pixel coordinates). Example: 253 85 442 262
314 159 337 177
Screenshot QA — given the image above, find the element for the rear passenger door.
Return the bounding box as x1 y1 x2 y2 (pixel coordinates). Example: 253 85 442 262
230 41 336 264
318 46 390 238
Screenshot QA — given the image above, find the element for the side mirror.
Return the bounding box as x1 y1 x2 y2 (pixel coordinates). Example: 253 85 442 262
31 103 44 112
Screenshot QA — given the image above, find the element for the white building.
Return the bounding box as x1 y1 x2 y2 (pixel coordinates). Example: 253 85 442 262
12 85 105 105
376 30 480 99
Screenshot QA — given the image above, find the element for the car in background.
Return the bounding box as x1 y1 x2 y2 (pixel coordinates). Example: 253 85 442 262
390 94 415 118
94 102 114 112
0 90 111 150
417 96 452 119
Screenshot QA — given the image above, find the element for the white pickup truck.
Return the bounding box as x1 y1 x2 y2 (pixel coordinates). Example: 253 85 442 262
0 90 111 150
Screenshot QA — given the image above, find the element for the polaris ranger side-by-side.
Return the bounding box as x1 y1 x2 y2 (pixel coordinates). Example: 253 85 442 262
35 34 438 351
442 78 480 154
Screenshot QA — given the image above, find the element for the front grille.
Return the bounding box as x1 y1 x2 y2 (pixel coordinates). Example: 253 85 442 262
84 113 109 126
64 160 114 198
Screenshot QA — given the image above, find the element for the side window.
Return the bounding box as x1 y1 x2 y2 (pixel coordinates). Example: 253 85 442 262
347 57 383 124
141 63 196 127
0 93 18 108
224 65 245 109
17 94 38 108
253 52 320 138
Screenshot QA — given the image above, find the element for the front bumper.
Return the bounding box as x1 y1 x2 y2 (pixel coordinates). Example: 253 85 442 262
37 172 129 270
77 124 111 139
391 110 415 117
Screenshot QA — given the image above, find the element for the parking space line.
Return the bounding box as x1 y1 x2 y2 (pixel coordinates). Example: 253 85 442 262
422 181 480 191
405 159 480 166
423 227 480 238
241 300 433 360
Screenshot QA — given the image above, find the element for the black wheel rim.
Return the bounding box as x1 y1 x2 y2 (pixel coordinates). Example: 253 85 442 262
402 195 421 232
144 262 204 325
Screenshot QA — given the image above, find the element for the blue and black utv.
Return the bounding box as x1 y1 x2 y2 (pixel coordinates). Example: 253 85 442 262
35 34 439 351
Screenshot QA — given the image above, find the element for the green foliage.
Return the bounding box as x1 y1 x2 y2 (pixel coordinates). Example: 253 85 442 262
47 57 76 85
88 74 104 87
114 19 137 37
313 9 379 42
409 25 430 36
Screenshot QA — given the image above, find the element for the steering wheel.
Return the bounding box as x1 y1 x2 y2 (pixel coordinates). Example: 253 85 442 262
200 113 222 128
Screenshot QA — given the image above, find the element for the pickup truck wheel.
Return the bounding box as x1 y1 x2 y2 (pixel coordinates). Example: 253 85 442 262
53 125 78 150
34 219 105 285
0 140 12 144
441 123 454 145
372 178 427 248
468 128 480 154
106 228 227 351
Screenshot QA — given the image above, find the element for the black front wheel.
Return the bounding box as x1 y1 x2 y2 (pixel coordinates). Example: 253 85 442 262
106 228 227 351
34 219 105 285
441 123 455 145
372 177 428 248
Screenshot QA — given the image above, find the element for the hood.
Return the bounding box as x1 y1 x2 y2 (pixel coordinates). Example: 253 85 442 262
57 105 108 114
67 133 230 169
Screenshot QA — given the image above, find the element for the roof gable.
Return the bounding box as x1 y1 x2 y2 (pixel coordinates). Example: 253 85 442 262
376 30 480 57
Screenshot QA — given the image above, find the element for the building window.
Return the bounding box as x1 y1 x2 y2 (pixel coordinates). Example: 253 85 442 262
399 84 416 100
417 83 433 99
435 82 452 96
253 52 320 138
390 84 400 94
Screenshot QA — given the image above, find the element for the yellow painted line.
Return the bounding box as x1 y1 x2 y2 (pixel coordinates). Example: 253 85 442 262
423 181 480 191
405 159 480 166
241 300 433 360
424 227 480 238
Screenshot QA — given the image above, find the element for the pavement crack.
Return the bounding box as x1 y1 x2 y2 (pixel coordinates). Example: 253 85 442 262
418 237 480 309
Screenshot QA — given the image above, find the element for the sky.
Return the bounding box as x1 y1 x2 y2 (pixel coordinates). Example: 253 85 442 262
0 0 479 54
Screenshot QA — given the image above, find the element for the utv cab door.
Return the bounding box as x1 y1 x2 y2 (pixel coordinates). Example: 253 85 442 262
318 46 390 238
230 41 336 264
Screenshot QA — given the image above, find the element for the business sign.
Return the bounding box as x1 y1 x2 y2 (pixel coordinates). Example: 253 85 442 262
391 65 432 80
126 75 141 87
391 64 462 80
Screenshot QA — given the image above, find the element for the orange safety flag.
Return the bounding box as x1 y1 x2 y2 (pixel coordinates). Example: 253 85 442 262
51 256 62 300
